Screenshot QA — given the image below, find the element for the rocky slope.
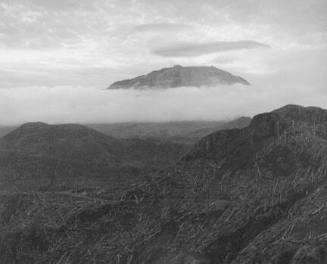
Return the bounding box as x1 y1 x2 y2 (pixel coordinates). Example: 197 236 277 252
137 104 327 264
108 65 250 89
1 105 327 264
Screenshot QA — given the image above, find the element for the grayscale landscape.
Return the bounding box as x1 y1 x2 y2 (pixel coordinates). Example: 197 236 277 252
0 1 327 264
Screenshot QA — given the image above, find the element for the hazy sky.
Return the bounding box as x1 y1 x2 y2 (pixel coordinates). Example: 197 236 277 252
0 0 326 124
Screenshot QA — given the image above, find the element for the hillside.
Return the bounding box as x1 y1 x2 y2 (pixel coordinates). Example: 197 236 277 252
1 105 327 264
0 126 15 138
108 65 250 89
0 122 188 192
137 104 327 263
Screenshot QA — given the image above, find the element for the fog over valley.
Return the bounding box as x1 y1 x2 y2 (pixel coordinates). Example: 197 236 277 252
0 76 326 125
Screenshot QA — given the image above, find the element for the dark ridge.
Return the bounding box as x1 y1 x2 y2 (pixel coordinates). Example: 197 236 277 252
184 105 327 163
273 104 327 123
19 122 48 129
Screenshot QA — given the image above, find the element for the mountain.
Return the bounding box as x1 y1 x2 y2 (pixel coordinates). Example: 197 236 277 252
1 122 121 157
0 122 187 191
0 118 251 146
135 104 327 263
1 105 327 264
108 65 250 89
0 118 251 191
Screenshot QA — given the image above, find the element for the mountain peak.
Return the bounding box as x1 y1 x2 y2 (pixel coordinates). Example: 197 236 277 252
108 65 250 89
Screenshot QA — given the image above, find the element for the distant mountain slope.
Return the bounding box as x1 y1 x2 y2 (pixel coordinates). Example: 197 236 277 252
0 117 251 144
88 117 251 144
108 65 250 89
0 118 251 145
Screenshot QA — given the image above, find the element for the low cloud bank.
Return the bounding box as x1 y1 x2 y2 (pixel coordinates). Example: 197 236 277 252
0 80 326 125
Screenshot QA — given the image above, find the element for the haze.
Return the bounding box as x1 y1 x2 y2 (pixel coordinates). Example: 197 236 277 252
0 0 326 125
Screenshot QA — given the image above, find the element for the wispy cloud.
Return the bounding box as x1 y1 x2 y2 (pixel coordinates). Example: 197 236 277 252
133 23 191 32
152 41 270 57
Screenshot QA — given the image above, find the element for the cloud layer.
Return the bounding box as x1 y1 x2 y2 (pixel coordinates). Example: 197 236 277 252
152 41 270 57
0 0 326 89
1 74 326 125
133 23 191 33
0 0 326 124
